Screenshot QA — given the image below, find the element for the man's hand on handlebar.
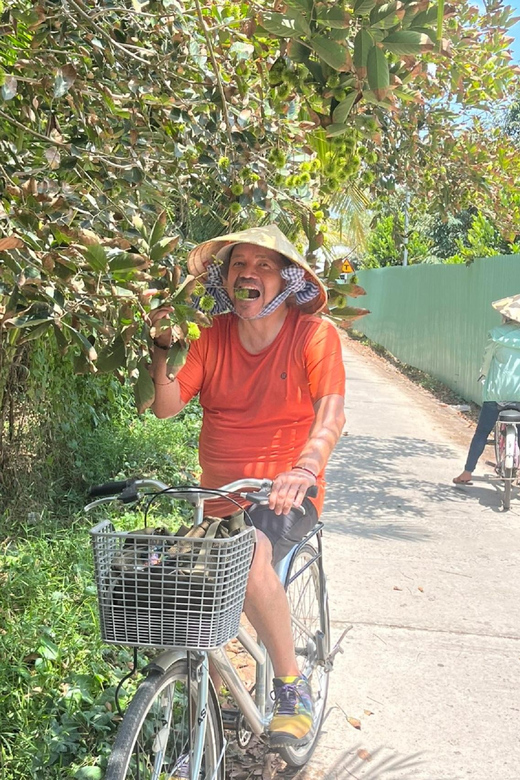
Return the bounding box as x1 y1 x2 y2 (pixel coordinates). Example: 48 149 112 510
269 468 316 516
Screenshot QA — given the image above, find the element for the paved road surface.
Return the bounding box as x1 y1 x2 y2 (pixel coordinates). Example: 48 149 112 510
302 335 520 780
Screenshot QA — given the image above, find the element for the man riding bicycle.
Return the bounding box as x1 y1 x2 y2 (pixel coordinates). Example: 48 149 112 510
148 225 346 749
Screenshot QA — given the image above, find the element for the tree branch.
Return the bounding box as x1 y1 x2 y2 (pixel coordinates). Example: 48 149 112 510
66 0 154 65
193 0 236 162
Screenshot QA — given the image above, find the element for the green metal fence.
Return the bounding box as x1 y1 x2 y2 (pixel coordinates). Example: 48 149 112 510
351 255 520 404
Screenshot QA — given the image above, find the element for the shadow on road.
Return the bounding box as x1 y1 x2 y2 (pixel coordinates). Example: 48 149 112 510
290 743 425 780
323 434 494 539
451 476 520 514
228 736 426 780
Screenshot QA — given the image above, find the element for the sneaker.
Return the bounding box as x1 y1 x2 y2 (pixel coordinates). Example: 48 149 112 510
268 676 314 749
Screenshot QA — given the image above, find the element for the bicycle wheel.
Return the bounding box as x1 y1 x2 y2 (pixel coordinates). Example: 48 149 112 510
279 543 330 767
105 659 224 780
503 467 513 510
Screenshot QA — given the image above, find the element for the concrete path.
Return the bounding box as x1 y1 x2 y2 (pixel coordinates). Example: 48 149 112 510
303 335 520 780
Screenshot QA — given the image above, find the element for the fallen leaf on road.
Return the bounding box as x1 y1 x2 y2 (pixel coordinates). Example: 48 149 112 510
357 749 372 761
393 586 402 591
347 716 361 730
418 586 424 592
364 709 373 716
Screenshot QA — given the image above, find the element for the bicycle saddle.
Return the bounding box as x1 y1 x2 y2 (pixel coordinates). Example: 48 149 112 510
498 409 520 422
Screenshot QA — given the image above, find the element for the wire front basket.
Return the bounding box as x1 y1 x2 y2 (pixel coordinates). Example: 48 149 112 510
90 520 255 650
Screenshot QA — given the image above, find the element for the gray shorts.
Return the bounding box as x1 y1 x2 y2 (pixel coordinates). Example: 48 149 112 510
247 498 318 565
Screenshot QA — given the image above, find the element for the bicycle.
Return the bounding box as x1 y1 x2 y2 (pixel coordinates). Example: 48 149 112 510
86 477 348 779
493 405 520 510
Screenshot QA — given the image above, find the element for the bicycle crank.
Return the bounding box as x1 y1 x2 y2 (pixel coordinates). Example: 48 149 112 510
324 625 352 672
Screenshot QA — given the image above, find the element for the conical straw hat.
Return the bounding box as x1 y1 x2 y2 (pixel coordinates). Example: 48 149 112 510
491 294 520 324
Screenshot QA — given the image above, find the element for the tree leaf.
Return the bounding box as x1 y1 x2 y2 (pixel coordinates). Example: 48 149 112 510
325 123 352 137
44 148 61 170
96 335 126 372
82 244 107 273
367 45 390 100
19 321 52 342
382 30 434 55
166 342 188 374
285 0 313 13
353 29 374 78
316 7 352 29
5 313 53 328
310 36 351 72
332 281 366 297
437 0 445 44
149 210 167 248
287 39 309 63
109 253 149 273
285 8 311 36
259 12 304 38
332 91 358 124
63 323 98 362
53 323 69 353
0 236 24 251
329 305 370 320
370 1 403 29
354 0 377 15
134 358 155 414
53 64 77 98
150 235 180 262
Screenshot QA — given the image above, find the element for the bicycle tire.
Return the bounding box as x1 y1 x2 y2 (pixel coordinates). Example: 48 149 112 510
494 423 503 475
504 467 513 511
278 543 330 767
105 659 224 780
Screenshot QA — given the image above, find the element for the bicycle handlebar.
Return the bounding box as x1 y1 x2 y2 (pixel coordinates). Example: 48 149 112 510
85 477 318 513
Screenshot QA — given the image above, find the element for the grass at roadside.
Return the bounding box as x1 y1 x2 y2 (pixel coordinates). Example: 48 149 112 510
0 406 201 779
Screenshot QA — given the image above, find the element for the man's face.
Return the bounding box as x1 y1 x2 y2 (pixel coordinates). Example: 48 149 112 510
224 243 287 320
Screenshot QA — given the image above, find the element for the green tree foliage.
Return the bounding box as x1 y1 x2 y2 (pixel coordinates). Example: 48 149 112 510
361 211 431 267
370 2 520 239
0 0 518 412
505 93 520 146
443 212 517 264
428 209 477 259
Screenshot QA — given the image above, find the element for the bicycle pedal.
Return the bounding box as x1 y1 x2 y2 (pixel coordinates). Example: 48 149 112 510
325 625 352 671
221 708 240 729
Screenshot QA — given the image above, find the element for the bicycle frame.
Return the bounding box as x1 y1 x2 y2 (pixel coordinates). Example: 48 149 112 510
145 523 326 780
87 477 327 780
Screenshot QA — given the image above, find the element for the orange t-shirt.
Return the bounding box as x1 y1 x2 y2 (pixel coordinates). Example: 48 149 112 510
176 308 345 516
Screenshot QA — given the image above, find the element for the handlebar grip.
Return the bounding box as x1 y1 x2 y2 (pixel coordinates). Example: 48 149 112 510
306 485 318 498
88 479 135 498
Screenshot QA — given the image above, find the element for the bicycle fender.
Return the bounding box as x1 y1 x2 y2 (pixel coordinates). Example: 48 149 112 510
143 648 187 675
505 426 516 470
